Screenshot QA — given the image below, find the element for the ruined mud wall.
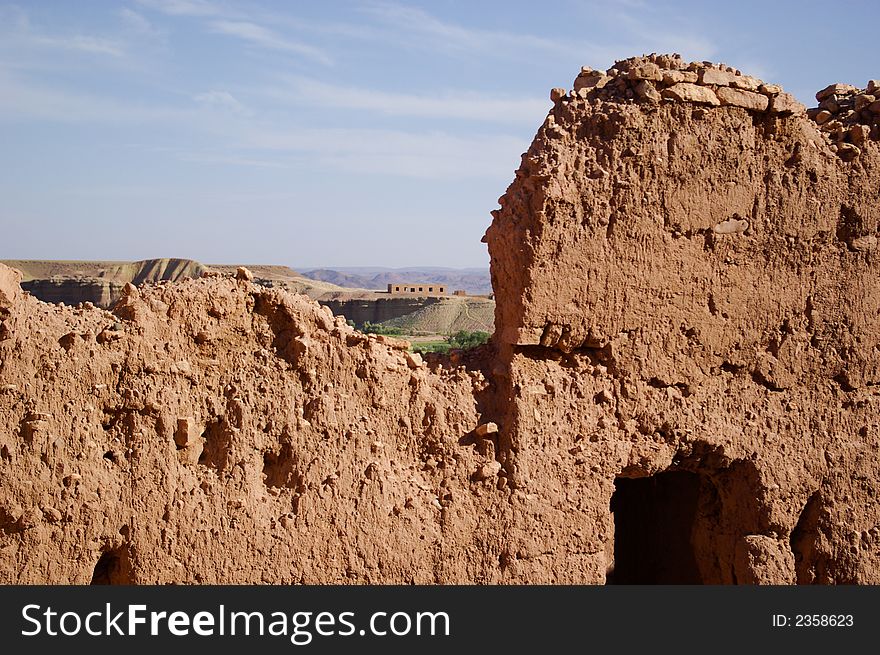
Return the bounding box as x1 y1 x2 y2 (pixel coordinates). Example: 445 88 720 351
0 269 511 583
485 54 880 583
1 55 879 584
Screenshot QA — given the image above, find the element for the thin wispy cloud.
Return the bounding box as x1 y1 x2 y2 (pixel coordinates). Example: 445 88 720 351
0 6 127 59
0 71 188 123
193 89 250 115
175 151 283 168
135 0 228 18
577 0 717 62
241 126 524 179
361 2 572 58
267 76 548 124
118 7 162 37
208 20 332 65
31 34 126 57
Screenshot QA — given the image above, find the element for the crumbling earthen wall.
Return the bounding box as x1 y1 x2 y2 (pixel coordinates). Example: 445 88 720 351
2 55 879 584
485 54 880 583
0 271 514 583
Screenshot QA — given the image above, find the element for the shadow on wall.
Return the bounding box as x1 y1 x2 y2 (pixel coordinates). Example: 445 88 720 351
608 470 704 584
606 455 776 585
90 545 133 585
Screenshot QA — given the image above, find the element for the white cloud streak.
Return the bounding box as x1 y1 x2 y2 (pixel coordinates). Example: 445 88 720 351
135 0 228 17
0 6 127 59
118 8 162 37
264 76 549 124
0 71 189 123
361 2 573 58
208 19 332 64
193 89 250 115
240 126 525 179
0 70 525 179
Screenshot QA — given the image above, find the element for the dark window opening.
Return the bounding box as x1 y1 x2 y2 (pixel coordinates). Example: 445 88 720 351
607 471 704 584
91 546 132 585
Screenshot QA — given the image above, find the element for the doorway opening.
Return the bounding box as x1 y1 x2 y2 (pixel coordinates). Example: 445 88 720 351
607 470 704 584
91 546 132 584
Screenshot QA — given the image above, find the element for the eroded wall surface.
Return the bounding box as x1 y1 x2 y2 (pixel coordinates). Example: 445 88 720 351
2 55 879 584
485 55 880 583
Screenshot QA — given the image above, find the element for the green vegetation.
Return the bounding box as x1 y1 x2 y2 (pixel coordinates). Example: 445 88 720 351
359 321 406 336
412 340 452 355
412 330 491 355
348 319 491 354
447 330 490 350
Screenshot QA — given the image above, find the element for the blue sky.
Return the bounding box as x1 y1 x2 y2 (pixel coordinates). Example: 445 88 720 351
1 0 878 268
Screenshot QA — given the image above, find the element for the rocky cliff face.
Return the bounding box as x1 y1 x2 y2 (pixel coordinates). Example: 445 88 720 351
7 259 206 309
20 278 123 308
1 55 879 584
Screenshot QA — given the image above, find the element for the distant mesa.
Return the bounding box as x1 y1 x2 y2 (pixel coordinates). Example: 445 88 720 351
1 258 206 308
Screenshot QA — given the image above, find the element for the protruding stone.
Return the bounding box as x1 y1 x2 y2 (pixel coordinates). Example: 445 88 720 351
850 124 869 146
715 87 769 112
759 83 782 95
868 80 880 94
850 235 877 252
661 83 720 106
713 218 749 234
855 94 875 112
768 92 805 116
474 422 499 438
729 75 762 92
573 74 611 92
235 266 254 282
404 351 424 369
819 97 840 113
550 87 566 102
634 80 661 103
42 506 62 523
661 69 698 85
474 461 502 481
627 62 662 82
175 417 202 448
699 68 737 86
837 142 861 161
121 282 138 298
815 110 833 124
816 83 859 101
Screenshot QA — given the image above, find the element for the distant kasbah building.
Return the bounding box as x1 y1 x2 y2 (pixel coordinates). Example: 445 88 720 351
387 283 447 297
